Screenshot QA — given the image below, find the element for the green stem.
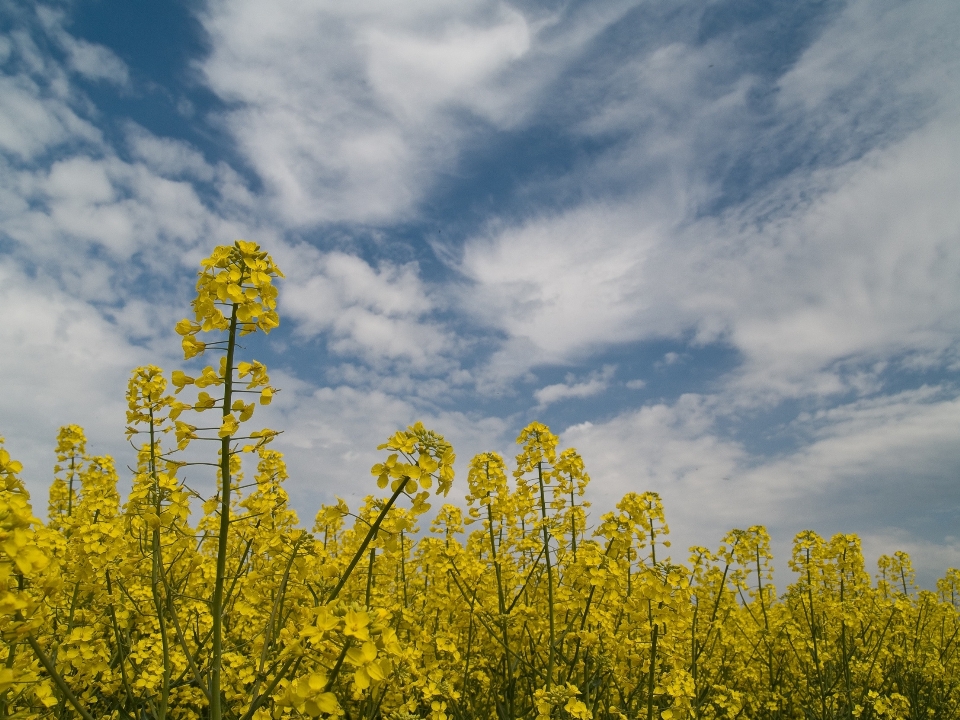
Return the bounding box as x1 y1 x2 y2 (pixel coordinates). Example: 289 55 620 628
803 549 828 720
400 530 408 610
239 657 302 720
754 545 776 714
365 547 376 608
839 565 852 720
250 537 305 704
66 454 75 518
646 620 659 720
159 567 212 703
105 570 136 712
0 634 15 716
486 497 512 717
564 537 616 685
210 303 239 720
149 408 171 720
461 592 477 711
324 639 353 692
26 635 96 720
326 481 407 605
570 487 577 561
537 460 556 690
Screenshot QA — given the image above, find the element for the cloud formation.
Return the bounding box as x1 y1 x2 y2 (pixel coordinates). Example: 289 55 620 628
198 0 523 224
278 245 457 371
458 0 960 400
535 365 615 407
1 0 958 585
564 387 960 586
197 0 641 225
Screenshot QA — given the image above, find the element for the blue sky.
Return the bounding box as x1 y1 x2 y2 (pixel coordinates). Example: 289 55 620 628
2 0 959 586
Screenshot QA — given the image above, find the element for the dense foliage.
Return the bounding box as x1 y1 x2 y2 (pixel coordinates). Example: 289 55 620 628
2 242 959 720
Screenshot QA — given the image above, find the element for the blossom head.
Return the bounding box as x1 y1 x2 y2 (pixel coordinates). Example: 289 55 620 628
514 421 558 477
176 241 284 358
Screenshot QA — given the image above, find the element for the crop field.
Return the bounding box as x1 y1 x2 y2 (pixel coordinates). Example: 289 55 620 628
2 243 958 720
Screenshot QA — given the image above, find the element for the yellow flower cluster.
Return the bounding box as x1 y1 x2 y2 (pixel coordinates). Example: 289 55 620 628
3 242 960 720
0 440 49 621
176 240 283 359
48 424 86 529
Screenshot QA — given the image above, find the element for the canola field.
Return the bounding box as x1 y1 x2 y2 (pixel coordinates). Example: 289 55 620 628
2 242 959 720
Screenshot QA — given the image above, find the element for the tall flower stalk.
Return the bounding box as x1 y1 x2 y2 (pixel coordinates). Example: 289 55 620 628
172 241 282 720
515 423 559 691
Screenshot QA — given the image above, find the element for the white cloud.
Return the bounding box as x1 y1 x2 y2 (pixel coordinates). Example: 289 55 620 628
461 103 960 403
777 0 959 118
461 203 668 366
0 16 258 272
61 37 127 84
2 153 231 263
455 0 960 399
280 247 454 368
362 7 530 124
250 376 511 516
563 387 960 586
0 13 279 510
717 117 960 400
0 73 101 159
197 0 637 225
0 9 486 521
857 530 960 591
535 380 603 406
125 123 216 181
658 352 680 367
534 365 615 407
198 0 523 224
0 259 154 504
1 0 958 593
563 394 746 539
36 6 129 85
742 388 960 503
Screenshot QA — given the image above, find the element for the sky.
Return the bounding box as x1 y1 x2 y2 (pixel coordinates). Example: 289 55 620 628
2 0 959 587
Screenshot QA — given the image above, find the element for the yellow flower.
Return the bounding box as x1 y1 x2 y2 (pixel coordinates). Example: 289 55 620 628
315 605 340 632
343 609 371 640
304 692 339 717
218 414 239 438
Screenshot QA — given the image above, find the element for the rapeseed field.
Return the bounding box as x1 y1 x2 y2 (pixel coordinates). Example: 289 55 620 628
2 243 958 720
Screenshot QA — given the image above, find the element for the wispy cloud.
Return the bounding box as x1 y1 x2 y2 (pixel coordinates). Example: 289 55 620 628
197 0 525 225
196 0 640 225
280 247 455 370
563 386 960 586
535 365 615 407
1 0 958 584
0 7 262 498
258 377 511 512
458 0 960 401
36 7 129 85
